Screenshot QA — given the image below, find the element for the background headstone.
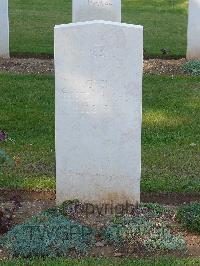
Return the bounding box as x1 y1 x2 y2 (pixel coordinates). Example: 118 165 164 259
0 0 9 58
72 0 121 22
187 0 200 59
55 21 143 204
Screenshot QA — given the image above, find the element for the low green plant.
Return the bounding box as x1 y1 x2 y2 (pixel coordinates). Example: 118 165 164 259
177 202 200 234
138 203 171 216
0 211 95 258
181 60 200 75
44 199 83 219
0 149 14 167
103 203 186 252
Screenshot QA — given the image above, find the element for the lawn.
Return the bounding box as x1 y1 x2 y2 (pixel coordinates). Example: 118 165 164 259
0 73 199 192
2 258 200 266
9 0 188 57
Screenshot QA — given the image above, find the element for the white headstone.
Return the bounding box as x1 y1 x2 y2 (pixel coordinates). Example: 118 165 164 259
187 0 200 59
72 0 121 22
0 0 9 58
55 21 143 205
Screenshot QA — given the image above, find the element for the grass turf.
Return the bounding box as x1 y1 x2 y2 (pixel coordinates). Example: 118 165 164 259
0 73 199 192
1 258 200 266
9 0 188 57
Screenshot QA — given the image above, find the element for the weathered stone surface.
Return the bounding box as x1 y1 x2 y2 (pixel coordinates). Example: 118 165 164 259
187 0 200 59
55 21 143 204
72 0 121 22
0 0 9 58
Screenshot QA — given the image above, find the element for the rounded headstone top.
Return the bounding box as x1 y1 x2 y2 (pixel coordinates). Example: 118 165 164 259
72 0 121 23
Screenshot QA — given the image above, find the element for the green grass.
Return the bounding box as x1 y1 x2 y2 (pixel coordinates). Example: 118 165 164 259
1 258 200 266
0 74 55 189
9 0 188 57
142 75 200 192
0 74 200 192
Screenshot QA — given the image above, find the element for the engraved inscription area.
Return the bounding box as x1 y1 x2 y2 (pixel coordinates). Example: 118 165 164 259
89 43 124 68
61 79 110 114
88 0 113 7
90 45 106 58
60 77 135 115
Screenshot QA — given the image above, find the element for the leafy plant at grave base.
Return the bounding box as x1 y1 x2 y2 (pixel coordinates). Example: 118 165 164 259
136 203 172 217
181 60 200 75
0 149 14 168
0 211 95 258
104 217 186 252
103 203 186 252
111 203 173 225
45 199 83 219
177 202 200 234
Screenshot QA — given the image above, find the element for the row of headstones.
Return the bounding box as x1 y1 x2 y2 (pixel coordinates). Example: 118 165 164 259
0 0 200 59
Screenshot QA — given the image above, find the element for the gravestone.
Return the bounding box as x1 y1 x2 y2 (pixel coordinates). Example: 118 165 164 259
0 0 9 58
72 0 121 22
55 21 143 204
187 0 200 59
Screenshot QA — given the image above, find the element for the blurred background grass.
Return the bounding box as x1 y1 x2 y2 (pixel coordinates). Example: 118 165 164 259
9 0 188 57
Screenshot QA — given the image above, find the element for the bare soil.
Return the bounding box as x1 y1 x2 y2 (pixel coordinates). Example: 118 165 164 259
1 189 200 204
0 58 188 76
0 58 54 75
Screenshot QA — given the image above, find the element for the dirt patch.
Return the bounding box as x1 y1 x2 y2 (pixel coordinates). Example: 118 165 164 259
0 189 199 205
184 232 200 258
144 58 187 75
0 58 54 75
141 192 200 205
0 200 54 225
0 58 188 76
